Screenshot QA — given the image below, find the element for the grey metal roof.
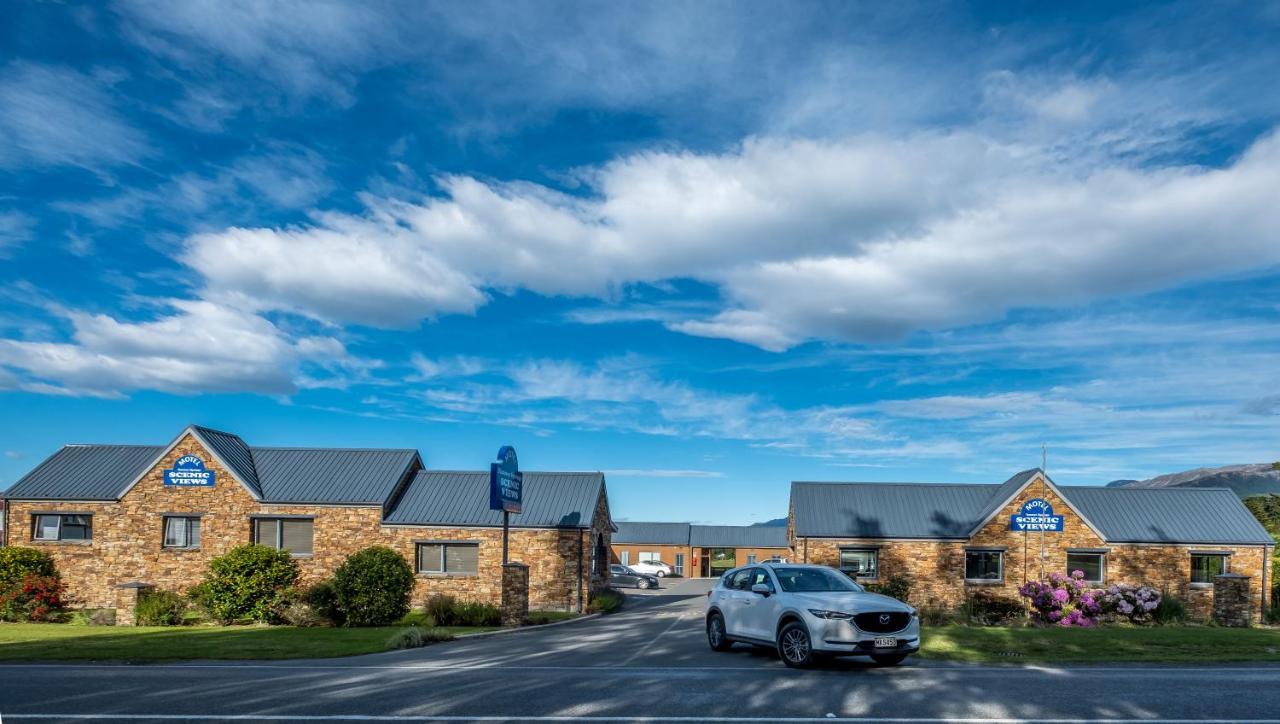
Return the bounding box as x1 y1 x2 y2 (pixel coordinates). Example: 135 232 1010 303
1062 486 1273 545
4 427 419 506
792 482 997 538
385 470 605 528
3 445 164 500
690 525 789 548
791 476 1275 545
613 522 691 545
251 448 419 504
193 426 261 497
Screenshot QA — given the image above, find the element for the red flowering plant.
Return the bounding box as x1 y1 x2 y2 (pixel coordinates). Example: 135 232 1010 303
1017 570 1103 627
0 574 69 622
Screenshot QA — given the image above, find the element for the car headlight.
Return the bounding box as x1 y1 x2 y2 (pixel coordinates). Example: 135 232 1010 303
807 609 852 620
910 609 919 619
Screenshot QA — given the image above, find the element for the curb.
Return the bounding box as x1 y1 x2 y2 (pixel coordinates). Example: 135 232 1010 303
452 612 603 640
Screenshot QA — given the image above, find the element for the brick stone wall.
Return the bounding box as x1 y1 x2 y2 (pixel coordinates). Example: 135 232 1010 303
7 433 610 613
1213 573 1253 627
795 474 1271 621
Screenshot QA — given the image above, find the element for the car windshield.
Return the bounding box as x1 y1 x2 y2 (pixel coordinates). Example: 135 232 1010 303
773 567 864 593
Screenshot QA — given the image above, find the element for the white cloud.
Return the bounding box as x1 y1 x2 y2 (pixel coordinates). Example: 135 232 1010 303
0 211 34 255
0 299 357 397
0 62 148 171
179 129 1280 348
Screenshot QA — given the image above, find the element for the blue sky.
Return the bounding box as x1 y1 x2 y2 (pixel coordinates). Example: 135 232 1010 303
1 1 1278 525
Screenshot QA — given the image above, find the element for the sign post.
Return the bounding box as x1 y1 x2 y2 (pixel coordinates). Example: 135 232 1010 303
489 445 523 564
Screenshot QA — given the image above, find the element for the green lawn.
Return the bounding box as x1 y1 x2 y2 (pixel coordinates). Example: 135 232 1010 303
923 624 1280 663
0 623 493 662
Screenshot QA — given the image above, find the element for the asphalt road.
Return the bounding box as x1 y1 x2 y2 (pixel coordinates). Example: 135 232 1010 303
3 577 1280 723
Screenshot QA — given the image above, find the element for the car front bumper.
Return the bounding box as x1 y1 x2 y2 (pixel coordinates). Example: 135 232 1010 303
807 616 921 655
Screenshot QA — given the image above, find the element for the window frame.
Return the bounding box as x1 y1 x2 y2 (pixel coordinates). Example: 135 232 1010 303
838 547 880 580
1190 552 1230 586
619 551 630 566
162 515 202 550
251 516 314 557
964 549 1005 584
1066 551 1106 584
673 553 685 576
415 541 480 576
32 513 92 543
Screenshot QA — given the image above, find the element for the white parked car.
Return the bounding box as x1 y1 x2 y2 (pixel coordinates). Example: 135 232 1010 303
705 563 919 667
628 559 673 577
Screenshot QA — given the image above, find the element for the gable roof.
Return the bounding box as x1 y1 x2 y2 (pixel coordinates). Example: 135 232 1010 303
4 426 419 506
3 445 164 501
790 473 1273 545
690 524 789 548
613 522 691 545
384 470 605 529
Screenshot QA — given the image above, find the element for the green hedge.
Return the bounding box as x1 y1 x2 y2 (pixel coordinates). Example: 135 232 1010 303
191 544 299 623
333 546 415 626
136 590 187 626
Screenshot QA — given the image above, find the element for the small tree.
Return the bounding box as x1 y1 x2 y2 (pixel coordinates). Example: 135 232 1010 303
194 544 298 623
0 547 58 592
332 546 414 626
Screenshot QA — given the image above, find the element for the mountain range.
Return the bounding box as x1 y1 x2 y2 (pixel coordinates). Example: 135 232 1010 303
1107 462 1280 497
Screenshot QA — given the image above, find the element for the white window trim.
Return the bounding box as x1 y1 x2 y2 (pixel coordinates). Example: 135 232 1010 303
620 551 630 566
964 549 1005 584
163 516 201 550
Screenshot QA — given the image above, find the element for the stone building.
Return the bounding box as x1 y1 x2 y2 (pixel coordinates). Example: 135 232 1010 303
1 425 613 612
789 469 1273 621
611 522 789 577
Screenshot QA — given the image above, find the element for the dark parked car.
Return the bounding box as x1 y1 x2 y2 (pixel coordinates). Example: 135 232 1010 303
610 564 659 590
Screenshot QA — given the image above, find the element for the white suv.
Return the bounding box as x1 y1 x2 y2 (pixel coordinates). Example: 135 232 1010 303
705 563 919 667
628 559 673 577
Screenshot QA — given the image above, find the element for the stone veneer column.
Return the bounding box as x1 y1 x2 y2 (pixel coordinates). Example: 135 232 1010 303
114 582 154 626
1212 573 1253 627
501 563 529 627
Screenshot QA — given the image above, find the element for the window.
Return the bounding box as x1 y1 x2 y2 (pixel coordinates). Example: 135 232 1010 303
674 553 685 576
774 567 863 593
32 514 91 542
748 567 774 593
163 516 201 549
965 550 1004 582
620 551 630 566
417 542 479 575
1066 552 1105 583
727 568 752 590
253 518 313 556
746 553 757 565
709 547 736 571
839 548 879 579
1191 553 1228 584
638 551 659 562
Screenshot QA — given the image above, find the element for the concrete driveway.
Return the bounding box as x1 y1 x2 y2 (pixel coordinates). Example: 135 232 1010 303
2 577 1280 722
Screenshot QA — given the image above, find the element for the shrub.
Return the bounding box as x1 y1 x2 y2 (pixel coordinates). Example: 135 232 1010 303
863 575 911 603
303 580 344 626
1018 570 1102 626
527 610 578 626
588 589 624 614
333 546 415 626
195 544 299 623
385 626 455 650
136 589 187 626
399 610 439 628
279 601 329 627
0 575 68 622
1100 584 1161 624
1152 591 1188 625
0 547 57 592
454 601 501 627
917 606 957 626
424 594 460 625
962 591 1025 625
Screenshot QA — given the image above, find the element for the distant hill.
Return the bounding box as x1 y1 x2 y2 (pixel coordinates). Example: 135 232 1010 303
751 517 787 527
1107 462 1280 497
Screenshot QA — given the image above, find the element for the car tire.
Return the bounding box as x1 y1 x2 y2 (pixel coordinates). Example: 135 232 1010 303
656 570 666 577
707 613 732 652
637 578 650 590
777 621 815 668
870 653 908 666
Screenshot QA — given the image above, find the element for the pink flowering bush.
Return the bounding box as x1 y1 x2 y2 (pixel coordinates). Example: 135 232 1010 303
1101 584 1161 624
1018 570 1103 627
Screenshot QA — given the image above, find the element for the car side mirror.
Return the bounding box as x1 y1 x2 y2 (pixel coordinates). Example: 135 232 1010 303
751 583 771 597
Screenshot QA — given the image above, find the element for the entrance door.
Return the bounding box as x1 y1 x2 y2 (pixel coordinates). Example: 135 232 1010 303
699 549 710 577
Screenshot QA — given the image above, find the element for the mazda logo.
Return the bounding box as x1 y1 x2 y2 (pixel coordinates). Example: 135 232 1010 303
879 614 891 625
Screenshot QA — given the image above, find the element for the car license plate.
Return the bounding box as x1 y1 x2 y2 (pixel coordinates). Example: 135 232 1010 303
873 637 897 648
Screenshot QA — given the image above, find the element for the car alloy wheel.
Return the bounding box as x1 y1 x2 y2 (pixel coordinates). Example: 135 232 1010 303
778 622 813 667
656 570 666 577
637 578 650 589
707 613 732 651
